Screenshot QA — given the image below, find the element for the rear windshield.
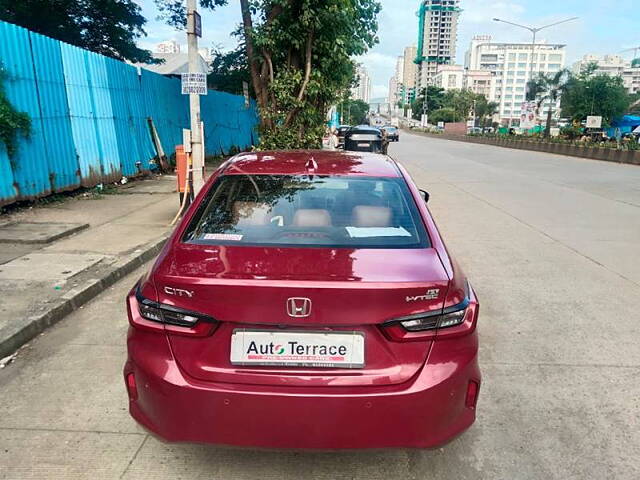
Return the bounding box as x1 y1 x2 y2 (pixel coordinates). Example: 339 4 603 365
183 175 429 249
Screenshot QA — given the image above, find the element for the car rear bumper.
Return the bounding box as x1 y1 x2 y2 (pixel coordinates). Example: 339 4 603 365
124 329 480 449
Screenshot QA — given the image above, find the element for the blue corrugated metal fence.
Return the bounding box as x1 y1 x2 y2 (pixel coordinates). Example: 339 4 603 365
0 20 258 206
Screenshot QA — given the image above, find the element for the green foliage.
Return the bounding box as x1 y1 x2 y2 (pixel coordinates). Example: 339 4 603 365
428 108 457 124
337 99 369 125
208 46 251 96
158 0 381 150
559 125 583 139
474 97 499 127
412 87 492 124
526 69 571 137
442 89 480 122
0 65 31 158
561 73 631 127
0 0 157 63
155 0 228 28
411 86 445 120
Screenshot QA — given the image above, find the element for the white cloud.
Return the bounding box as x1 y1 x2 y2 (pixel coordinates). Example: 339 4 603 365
371 84 389 99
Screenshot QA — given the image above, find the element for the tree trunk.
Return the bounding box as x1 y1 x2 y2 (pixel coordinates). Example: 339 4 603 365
240 0 270 128
284 30 313 127
545 107 553 138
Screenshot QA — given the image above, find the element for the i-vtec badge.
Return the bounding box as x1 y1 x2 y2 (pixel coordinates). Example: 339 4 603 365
406 288 440 302
164 286 194 298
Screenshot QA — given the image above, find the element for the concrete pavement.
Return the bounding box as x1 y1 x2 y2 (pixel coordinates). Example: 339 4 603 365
0 175 177 359
0 134 639 479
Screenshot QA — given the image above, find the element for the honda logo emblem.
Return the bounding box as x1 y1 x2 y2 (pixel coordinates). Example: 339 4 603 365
287 297 311 318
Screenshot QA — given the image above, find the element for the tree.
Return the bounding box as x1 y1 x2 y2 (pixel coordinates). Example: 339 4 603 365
527 69 571 137
157 0 381 149
411 86 445 121
208 46 251 96
338 99 369 125
442 89 480 122
561 73 631 127
474 97 499 128
429 108 457 124
0 0 157 63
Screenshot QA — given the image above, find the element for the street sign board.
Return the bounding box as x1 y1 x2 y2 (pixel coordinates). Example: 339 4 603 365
466 119 475 127
193 11 202 37
181 73 207 95
437 121 445 128
183 129 192 153
242 81 249 108
586 116 602 128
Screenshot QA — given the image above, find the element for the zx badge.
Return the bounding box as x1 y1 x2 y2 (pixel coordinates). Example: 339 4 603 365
406 289 440 302
164 286 194 298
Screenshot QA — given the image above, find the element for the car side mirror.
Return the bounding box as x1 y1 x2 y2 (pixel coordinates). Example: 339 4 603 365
419 189 430 203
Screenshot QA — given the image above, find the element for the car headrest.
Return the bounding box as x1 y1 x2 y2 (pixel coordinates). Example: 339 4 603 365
351 206 392 227
292 209 332 227
233 202 271 226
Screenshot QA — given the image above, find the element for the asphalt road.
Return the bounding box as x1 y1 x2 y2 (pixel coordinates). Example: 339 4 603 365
1 132 639 479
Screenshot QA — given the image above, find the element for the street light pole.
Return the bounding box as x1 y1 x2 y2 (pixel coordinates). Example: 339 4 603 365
187 0 204 193
493 17 577 122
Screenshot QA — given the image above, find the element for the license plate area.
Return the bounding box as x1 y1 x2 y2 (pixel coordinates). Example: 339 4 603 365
230 329 365 368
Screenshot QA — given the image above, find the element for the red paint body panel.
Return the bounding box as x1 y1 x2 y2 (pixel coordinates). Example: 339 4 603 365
224 150 401 177
124 151 481 448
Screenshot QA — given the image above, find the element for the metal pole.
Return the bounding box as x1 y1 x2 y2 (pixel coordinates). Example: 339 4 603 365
187 0 204 193
529 29 537 97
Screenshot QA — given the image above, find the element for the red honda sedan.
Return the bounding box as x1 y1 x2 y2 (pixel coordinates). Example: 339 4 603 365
124 150 480 449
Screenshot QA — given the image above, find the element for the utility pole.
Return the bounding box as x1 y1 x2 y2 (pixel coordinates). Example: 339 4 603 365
187 0 204 193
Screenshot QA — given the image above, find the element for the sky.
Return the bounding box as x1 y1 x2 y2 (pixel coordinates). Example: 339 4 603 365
136 0 640 100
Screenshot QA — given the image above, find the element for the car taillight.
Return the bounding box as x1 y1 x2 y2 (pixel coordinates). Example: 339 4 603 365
399 300 468 332
382 281 478 341
129 285 217 336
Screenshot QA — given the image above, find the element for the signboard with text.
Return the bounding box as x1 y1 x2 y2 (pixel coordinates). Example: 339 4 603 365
193 11 202 37
181 73 207 95
242 81 249 108
586 116 602 129
520 101 536 129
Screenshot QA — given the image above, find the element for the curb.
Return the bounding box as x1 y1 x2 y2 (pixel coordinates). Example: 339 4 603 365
404 129 640 166
0 234 169 359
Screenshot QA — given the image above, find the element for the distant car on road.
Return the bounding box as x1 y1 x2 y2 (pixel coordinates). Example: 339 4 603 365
336 125 351 148
123 150 481 449
382 125 400 142
343 125 384 153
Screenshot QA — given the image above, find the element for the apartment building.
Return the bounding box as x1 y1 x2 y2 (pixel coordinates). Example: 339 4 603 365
351 64 371 103
465 35 566 124
573 53 640 94
572 54 627 76
415 0 461 88
623 64 640 94
432 65 464 90
402 46 418 102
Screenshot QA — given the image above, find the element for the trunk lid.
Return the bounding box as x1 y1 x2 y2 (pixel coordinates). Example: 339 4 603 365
154 243 449 387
